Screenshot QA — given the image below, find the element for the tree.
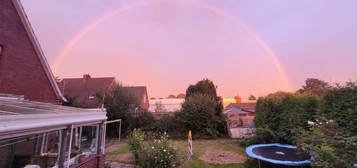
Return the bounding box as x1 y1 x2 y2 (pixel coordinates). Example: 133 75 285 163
63 95 82 107
297 121 357 168
234 95 242 103
179 79 227 138
248 95 256 100
176 93 185 99
296 83 357 168
178 94 227 138
186 79 224 116
186 79 217 98
254 93 320 143
154 101 165 113
99 83 140 136
298 78 330 96
167 94 176 99
322 82 357 135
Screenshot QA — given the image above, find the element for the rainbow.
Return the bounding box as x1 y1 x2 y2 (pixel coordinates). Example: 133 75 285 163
52 0 293 91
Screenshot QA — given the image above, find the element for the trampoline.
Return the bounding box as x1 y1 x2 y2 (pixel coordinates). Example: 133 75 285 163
246 144 311 167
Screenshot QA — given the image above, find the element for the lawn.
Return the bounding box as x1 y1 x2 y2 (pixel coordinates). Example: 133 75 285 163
106 138 260 168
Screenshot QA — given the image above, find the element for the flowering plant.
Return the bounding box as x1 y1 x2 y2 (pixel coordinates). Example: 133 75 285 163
128 130 177 168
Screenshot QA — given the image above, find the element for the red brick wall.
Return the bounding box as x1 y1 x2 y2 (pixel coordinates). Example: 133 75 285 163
0 146 13 168
0 0 59 103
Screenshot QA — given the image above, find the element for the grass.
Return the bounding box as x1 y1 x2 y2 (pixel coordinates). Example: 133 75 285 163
106 138 260 168
106 140 131 155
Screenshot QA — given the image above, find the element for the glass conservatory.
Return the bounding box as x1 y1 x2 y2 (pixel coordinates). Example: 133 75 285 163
0 94 107 168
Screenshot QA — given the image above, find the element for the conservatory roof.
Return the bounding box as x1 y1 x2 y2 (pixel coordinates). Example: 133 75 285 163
0 94 107 139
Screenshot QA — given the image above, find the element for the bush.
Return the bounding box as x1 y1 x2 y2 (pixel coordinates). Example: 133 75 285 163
177 94 227 138
128 129 177 168
254 93 320 144
128 129 145 164
138 132 177 168
150 114 186 138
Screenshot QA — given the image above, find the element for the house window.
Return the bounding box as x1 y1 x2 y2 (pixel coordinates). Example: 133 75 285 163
0 45 3 56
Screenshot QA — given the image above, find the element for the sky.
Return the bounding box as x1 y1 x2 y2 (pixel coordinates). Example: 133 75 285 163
21 0 357 98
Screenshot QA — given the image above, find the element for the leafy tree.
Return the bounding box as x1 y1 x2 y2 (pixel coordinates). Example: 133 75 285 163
177 94 227 138
297 83 357 168
297 121 357 168
176 93 185 99
267 91 289 98
63 95 83 107
150 97 156 100
186 79 218 98
322 83 357 134
179 79 228 138
248 95 256 100
254 93 320 143
298 78 330 96
167 94 176 99
99 83 140 137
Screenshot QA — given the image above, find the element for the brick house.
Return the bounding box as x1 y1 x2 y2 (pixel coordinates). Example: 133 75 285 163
0 0 65 103
59 75 115 108
59 75 150 110
123 86 150 110
225 102 256 138
0 0 107 167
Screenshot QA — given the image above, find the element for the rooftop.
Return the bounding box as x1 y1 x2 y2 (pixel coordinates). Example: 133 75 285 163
0 94 106 139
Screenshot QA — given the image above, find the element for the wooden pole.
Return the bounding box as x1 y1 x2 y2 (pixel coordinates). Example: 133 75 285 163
119 120 122 142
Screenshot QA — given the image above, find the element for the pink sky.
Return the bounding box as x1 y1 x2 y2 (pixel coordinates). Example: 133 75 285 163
22 0 357 98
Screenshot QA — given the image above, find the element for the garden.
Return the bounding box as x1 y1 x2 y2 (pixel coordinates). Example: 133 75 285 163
106 137 260 168
103 78 357 168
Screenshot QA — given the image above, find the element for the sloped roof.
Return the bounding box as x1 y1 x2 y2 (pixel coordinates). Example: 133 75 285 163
59 77 115 107
224 108 249 115
0 94 106 139
123 86 149 109
226 102 256 112
1 0 66 102
123 86 147 100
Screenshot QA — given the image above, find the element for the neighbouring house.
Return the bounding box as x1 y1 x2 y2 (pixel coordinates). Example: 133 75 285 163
59 75 150 110
59 75 115 108
0 1 107 168
226 102 256 113
224 102 256 138
123 86 150 110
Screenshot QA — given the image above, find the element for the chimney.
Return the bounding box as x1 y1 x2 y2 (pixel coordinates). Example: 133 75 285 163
83 74 91 81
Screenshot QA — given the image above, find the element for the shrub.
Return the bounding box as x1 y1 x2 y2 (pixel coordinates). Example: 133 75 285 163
128 129 145 164
254 93 320 144
138 132 177 168
128 129 177 168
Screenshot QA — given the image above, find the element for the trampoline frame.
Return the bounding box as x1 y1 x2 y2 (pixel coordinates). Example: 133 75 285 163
246 143 311 167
